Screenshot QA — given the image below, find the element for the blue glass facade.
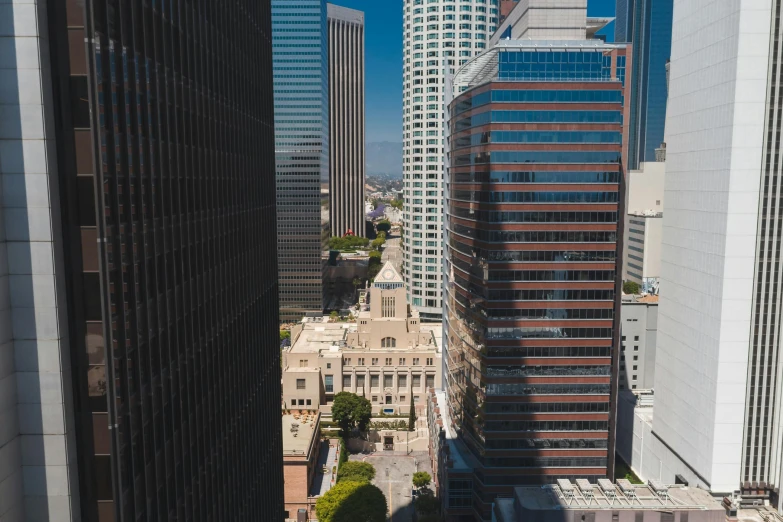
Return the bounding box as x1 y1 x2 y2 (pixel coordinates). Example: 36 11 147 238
615 0 673 167
272 0 329 320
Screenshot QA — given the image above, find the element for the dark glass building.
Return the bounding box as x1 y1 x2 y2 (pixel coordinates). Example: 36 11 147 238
273 0 330 321
30 0 284 519
442 40 629 521
615 0 673 167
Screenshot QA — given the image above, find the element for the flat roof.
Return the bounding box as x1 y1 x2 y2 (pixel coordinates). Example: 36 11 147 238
517 482 723 511
282 413 318 456
290 323 349 354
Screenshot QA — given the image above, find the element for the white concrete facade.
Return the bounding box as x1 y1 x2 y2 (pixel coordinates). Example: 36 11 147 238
401 0 498 321
0 0 81 519
654 0 771 494
620 299 658 391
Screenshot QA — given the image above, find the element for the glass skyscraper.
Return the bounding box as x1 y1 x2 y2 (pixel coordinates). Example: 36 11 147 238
442 39 628 521
615 0 673 168
0 0 284 519
273 0 330 321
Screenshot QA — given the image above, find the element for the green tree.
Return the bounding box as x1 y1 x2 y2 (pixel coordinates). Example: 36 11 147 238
371 235 386 250
623 281 640 295
352 277 362 292
280 330 290 342
331 392 372 433
408 393 416 432
315 480 387 522
329 310 340 321
336 461 376 483
413 471 432 489
390 199 403 210
368 251 383 280
415 494 439 515
376 219 391 233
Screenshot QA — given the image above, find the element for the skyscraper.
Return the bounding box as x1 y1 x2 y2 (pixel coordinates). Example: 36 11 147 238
328 4 366 239
401 0 499 322
273 0 330 321
615 0 673 168
652 0 781 498
0 0 284 519
441 4 628 519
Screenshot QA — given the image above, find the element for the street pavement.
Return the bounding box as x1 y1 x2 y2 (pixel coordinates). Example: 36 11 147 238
381 234 402 273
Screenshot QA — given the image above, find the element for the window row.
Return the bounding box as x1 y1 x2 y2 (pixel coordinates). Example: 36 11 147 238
452 130 621 149
450 207 617 223
485 327 614 339
453 151 622 166
453 88 621 115
486 289 615 302
484 402 610 414
485 383 610 396
454 110 622 131
483 420 609 431
451 170 619 184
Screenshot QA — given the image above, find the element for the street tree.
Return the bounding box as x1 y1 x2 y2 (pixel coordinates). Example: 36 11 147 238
331 392 372 433
315 480 387 522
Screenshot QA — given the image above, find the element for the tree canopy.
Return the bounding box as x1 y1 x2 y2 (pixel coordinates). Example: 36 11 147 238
622 281 640 295
412 471 432 489
315 480 387 522
331 392 372 433
390 199 403 210
336 461 376 483
376 220 391 233
329 235 370 252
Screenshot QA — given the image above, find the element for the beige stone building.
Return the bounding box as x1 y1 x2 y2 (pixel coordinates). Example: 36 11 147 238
282 262 442 415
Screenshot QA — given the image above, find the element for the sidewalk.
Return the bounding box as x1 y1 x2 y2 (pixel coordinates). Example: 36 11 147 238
309 441 337 497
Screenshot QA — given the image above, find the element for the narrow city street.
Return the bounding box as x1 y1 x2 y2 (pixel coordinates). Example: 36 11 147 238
348 452 433 521
381 232 402 274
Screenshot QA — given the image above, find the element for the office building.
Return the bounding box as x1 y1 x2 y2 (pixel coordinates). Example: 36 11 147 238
615 0 673 168
0 0 284 520
282 262 442 414
282 411 322 519
619 296 658 390
401 0 499 321
651 0 782 497
442 3 627 518
623 162 665 291
274 0 330 320
328 4 366 238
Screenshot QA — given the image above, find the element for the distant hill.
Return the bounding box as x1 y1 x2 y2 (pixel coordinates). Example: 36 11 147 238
366 141 402 179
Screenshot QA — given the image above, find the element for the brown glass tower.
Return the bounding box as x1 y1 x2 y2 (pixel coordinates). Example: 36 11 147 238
30 0 285 519
442 40 629 520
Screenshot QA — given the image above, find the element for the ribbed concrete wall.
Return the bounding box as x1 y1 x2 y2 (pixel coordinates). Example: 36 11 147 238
328 4 365 238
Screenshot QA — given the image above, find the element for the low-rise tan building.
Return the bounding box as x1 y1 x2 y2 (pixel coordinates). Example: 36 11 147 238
282 411 321 520
282 262 442 415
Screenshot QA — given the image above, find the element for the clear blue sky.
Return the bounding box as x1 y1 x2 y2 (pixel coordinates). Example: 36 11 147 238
335 0 617 143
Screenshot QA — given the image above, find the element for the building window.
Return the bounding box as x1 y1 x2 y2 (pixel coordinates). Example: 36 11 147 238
384 374 393 388
413 374 421 388
414 396 420 402
426 358 433 365
399 358 406 365
306 399 312 406
345 358 352 366
382 337 397 348
296 379 306 390
299 360 308 367
399 375 408 389
400 396 406 403
372 358 379 365
357 375 366 389
634 336 640 341
372 396 378 402
343 375 351 388
371 375 379 388
358 358 365 366
325 375 334 393
633 356 638 361
426 375 435 389
386 396 392 404
382 296 396 317
385 357 393 365
634 346 639 351
327 363 332 369
413 358 420 365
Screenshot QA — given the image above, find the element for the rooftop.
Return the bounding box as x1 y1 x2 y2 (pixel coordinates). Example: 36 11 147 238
282 412 319 457
518 480 723 511
289 323 350 354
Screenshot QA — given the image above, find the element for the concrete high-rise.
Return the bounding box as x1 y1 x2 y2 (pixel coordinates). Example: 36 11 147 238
401 0 499 322
615 0 673 168
652 0 783 498
273 0 330 320
0 0 284 520
440 2 628 518
328 4 366 238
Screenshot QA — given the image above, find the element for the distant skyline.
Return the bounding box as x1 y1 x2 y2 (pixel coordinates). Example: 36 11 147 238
333 0 617 143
